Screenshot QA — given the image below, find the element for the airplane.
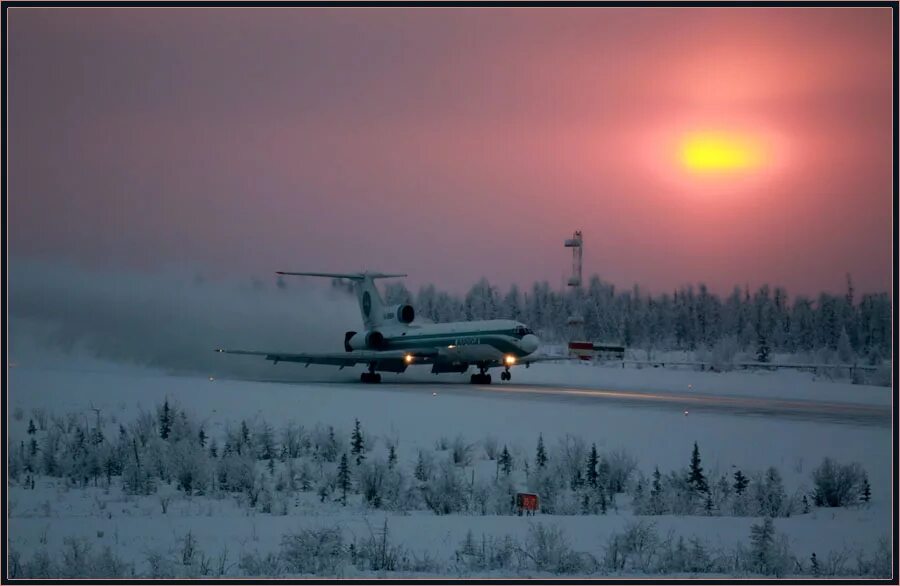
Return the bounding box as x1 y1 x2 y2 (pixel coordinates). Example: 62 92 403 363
216 271 566 384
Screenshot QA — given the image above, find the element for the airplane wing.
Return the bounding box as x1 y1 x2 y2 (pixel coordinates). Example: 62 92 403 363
511 353 580 366
215 347 437 367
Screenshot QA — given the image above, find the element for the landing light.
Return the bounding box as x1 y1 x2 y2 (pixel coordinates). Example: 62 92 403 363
505 355 517 366
404 354 414 364
447 345 456 349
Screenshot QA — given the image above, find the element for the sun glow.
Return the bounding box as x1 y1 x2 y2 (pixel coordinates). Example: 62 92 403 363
680 132 765 174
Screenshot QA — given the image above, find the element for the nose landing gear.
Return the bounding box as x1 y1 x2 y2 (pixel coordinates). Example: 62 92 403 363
500 369 511 381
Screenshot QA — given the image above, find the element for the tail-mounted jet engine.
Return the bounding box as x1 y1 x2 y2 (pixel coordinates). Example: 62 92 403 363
391 304 415 324
365 330 386 349
344 331 356 352
345 330 387 351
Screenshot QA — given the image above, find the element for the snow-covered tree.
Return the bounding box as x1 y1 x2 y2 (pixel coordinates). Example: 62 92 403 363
688 442 708 494
535 434 547 469
337 453 351 505
350 420 365 465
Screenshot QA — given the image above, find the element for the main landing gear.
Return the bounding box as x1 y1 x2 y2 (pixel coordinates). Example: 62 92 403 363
361 364 381 384
469 362 515 384
470 372 492 384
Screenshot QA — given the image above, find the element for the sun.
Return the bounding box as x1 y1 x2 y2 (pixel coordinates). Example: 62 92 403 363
680 132 765 174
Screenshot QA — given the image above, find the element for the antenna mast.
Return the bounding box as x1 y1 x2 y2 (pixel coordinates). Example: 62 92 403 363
564 230 585 343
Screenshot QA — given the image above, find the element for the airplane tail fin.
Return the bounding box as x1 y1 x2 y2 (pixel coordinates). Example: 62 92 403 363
276 271 407 330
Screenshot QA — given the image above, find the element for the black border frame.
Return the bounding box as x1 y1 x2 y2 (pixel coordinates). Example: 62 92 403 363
1 2 896 584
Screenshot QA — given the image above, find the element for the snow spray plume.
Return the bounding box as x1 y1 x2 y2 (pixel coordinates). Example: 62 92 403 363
9 261 361 380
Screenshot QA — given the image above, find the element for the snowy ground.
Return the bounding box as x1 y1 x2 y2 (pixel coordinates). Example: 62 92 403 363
6 356 893 577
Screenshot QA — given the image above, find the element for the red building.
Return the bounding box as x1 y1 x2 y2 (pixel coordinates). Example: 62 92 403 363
516 492 539 515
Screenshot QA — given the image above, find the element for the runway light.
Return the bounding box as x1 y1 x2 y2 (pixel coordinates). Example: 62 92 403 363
404 354 414 364
505 355 517 366
684 410 689 416
209 376 215 382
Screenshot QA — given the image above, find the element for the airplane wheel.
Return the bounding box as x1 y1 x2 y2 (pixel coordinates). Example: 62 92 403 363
361 372 381 384
501 371 510 381
485 374 491 384
470 374 479 384
470 373 491 384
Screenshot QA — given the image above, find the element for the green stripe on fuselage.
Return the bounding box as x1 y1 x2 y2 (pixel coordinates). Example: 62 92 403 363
385 330 527 357
389 329 519 341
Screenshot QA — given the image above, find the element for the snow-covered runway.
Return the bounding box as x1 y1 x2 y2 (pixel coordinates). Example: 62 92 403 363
250 379 892 428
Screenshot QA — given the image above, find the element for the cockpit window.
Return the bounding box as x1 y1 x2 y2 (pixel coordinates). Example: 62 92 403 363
514 326 533 337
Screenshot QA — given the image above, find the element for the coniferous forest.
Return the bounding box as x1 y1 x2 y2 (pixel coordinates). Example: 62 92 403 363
351 274 891 362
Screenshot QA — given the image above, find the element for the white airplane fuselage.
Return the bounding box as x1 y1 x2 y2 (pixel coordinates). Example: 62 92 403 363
346 319 541 365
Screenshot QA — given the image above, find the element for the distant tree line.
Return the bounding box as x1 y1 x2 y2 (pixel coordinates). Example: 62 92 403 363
347 273 890 361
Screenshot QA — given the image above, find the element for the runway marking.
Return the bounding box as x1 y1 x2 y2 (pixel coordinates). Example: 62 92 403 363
237 375 892 427
401 382 891 427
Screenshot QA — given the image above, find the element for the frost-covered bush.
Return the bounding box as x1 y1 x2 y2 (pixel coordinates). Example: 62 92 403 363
357 458 388 508
709 335 741 371
751 467 788 517
812 458 866 507
239 551 283 577
604 449 637 493
455 530 518 573
450 434 473 466
853 537 892 578
486 474 518 515
482 435 499 460
655 534 717 574
603 520 661 573
216 452 256 494
9 543 134 579
170 439 209 494
745 517 793 577
309 424 340 463
519 522 598 575
279 421 309 460
421 459 467 515
280 527 346 576
551 435 587 491
352 520 405 572
527 467 560 513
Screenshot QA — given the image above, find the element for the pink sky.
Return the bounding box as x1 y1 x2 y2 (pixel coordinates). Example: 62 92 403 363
8 7 894 295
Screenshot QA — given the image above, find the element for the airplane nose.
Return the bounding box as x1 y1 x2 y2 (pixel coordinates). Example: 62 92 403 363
521 334 540 354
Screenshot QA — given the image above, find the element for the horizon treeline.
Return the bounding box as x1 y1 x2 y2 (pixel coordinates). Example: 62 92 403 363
324 274 891 360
